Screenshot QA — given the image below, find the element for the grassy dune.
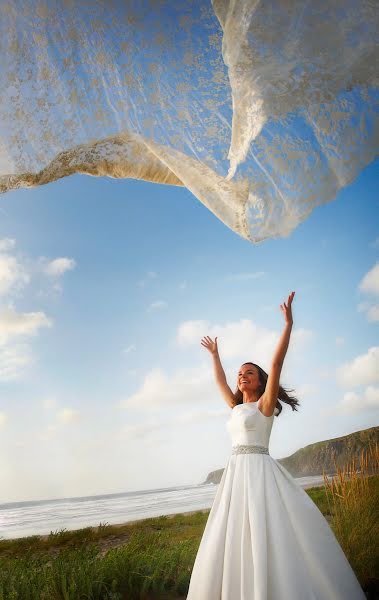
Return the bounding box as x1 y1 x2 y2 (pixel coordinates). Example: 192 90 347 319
1 445 378 599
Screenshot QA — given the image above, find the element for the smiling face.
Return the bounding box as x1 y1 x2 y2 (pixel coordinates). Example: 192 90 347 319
237 363 261 394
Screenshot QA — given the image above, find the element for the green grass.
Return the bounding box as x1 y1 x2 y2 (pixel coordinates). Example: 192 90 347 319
0 513 207 600
0 476 377 599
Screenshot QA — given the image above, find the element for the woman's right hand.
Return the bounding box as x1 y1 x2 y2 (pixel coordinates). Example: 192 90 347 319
201 336 218 355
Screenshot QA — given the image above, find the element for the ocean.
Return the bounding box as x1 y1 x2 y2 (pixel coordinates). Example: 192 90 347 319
0 474 327 541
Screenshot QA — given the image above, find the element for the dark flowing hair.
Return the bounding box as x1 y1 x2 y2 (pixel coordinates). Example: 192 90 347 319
233 362 300 416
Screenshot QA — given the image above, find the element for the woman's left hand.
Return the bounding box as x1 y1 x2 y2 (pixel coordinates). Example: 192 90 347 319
280 291 295 325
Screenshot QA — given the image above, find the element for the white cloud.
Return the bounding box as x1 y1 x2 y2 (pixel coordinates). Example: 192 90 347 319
291 328 313 351
176 318 312 366
116 407 228 440
147 300 167 311
37 407 81 441
358 301 369 312
0 306 52 380
0 305 52 346
335 337 345 346
0 238 16 252
176 319 207 347
0 412 8 426
358 302 379 322
358 263 379 322
123 344 136 354
57 408 81 424
339 386 379 414
359 263 379 295
44 257 76 277
336 347 379 387
176 318 277 364
121 319 313 413
0 343 33 381
365 305 379 321
119 364 212 411
0 242 75 300
225 272 265 282
0 253 30 297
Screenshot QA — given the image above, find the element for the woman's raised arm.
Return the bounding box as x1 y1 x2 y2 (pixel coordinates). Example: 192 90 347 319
201 336 235 408
260 292 295 415
272 291 295 366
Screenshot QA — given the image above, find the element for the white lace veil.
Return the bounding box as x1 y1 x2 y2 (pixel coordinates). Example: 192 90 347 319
1 1 377 242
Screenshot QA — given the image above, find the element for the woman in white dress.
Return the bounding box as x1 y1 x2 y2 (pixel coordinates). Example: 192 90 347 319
186 291 366 599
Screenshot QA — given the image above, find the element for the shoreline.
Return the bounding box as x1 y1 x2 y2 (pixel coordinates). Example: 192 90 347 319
23 509 212 544
85 478 326 533
5 480 327 543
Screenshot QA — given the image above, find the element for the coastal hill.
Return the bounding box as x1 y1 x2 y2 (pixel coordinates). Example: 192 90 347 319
202 426 379 484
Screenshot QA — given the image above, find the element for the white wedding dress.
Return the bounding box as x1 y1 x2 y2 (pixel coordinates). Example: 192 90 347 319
186 400 366 599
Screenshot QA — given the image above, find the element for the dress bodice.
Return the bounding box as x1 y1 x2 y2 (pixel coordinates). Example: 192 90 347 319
226 401 278 447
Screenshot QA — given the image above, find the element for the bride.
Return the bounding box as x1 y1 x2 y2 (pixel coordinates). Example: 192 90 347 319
186 291 366 599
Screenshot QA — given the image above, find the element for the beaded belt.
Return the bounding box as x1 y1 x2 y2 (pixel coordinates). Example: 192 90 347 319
232 444 269 455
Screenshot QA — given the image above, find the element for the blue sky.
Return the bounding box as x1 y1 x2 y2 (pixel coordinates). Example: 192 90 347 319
0 157 378 503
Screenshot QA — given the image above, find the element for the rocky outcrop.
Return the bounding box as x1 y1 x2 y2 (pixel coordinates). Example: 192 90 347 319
203 468 225 485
